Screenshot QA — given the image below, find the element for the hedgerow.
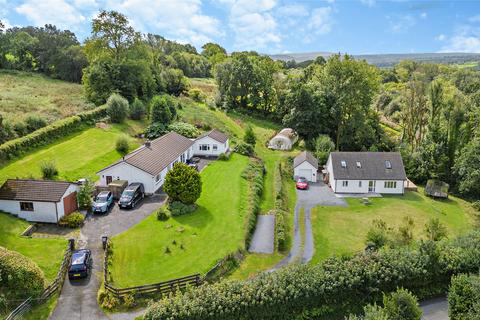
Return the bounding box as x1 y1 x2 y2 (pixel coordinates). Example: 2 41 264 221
144 231 480 320
0 246 45 301
273 159 292 252
448 274 480 319
0 105 108 162
242 158 265 249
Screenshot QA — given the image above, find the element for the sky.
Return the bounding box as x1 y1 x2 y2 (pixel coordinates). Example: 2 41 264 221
1 0 480 54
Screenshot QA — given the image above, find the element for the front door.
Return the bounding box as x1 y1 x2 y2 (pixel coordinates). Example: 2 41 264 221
106 176 113 185
368 181 376 192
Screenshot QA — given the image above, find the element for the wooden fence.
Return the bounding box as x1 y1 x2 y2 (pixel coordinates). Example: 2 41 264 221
5 245 72 320
103 239 202 298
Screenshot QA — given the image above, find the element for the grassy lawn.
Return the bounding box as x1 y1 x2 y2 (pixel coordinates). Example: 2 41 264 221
0 121 144 183
229 253 284 280
311 190 477 264
0 212 66 282
110 154 250 287
0 70 93 124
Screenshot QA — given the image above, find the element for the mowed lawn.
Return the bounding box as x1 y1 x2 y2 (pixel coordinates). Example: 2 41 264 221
0 212 66 282
0 121 143 183
110 154 250 287
311 190 477 264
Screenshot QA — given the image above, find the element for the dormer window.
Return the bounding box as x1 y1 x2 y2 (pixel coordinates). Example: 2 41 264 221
341 160 347 168
356 161 361 168
385 160 392 169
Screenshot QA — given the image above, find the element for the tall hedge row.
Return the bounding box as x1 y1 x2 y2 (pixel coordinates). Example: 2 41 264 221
0 105 108 161
0 247 45 301
242 158 265 249
448 274 480 319
144 232 480 320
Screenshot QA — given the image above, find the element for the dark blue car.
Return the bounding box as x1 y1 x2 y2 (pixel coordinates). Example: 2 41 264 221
68 249 92 280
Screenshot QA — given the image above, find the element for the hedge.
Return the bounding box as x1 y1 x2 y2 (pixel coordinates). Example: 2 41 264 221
448 274 480 319
273 159 293 252
0 105 108 162
144 231 480 320
0 246 45 301
242 158 265 249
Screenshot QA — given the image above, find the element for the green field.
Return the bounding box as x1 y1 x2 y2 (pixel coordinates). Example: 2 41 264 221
0 70 93 124
0 121 144 183
310 190 477 264
110 154 250 286
0 212 66 282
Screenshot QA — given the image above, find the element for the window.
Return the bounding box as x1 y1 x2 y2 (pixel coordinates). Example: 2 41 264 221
342 181 349 187
356 161 362 168
384 181 397 188
20 202 34 211
385 160 392 169
213 144 218 151
341 160 347 168
358 181 362 187
156 173 162 182
180 154 185 162
200 144 210 151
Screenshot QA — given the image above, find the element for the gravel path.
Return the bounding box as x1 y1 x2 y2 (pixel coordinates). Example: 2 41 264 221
420 297 449 320
249 214 275 254
50 195 165 320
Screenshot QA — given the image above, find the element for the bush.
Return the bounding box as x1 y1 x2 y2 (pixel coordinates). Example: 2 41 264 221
365 219 389 249
145 122 167 139
168 201 197 217
163 163 202 205
448 274 480 319
156 206 170 221
144 231 480 320
115 135 130 155
58 212 85 228
243 126 256 146
0 247 45 300
167 122 200 138
188 88 206 102
242 159 265 248
472 200 480 211
123 292 136 308
106 93 129 123
77 180 94 209
218 152 230 161
383 288 422 320
40 160 58 179
150 95 175 124
424 217 447 241
234 142 255 156
99 290 120 310
0 105 108 162
129 98 146 120
24 115 47 133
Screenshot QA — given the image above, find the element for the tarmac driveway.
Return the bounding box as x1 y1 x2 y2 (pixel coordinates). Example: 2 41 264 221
50 194 165 320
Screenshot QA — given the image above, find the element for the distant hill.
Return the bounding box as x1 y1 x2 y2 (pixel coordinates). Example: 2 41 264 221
269 52 480 68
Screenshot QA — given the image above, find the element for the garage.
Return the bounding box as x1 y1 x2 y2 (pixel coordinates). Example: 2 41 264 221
293 151 319 183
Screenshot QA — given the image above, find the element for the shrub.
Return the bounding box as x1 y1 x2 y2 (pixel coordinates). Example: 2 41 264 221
448 274 480 319
58 212 85 228
383 288 422 320
163 163 202 205
150 95 174 124
156 206 170 221
99 290 120 310
168 201 197 217
106 93 129 123
365 219 389 249
167 122 200 138
40 159 58 179
242 159 265 248
472 200 480 211
0 247 45 300
123 293 136 308
424 217 447 241
145 122 167 139
218 152 230 161
234 142 255 156
24 115 47 133
188 88 206 102
77 180 94 209
348 304 389 320
115 135 130 155
243 125 256 146
129 98 146 120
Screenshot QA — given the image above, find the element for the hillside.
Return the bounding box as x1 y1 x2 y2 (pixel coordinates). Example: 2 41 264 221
0 70 94 124
269 52 480 68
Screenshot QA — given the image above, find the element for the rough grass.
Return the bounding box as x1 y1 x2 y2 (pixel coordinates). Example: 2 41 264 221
0 120 144 183
110 154 250 287
0 70 94 124
0 212 66 282
310 189 477 264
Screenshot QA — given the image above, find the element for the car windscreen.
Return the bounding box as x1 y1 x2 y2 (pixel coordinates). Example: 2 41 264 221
71 252 86 265
122 190 134 197
96 195 108 202
298 178 307 183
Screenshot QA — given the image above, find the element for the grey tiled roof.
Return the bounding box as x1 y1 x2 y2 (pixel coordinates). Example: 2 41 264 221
197 129 228 143
294 151 319 169
330 152 407 180
0 179 72 202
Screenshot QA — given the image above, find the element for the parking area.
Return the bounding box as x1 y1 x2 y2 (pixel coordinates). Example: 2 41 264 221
297 182 347 207
50 194 166 320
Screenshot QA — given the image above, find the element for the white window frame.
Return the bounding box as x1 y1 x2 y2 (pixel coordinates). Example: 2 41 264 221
342 180 349 187
20 202 34 212
384 181 397 188
200 144 210 151
212 144 218 151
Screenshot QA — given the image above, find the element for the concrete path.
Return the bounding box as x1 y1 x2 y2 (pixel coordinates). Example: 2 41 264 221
249 214 275 254
420 297 449 320
50 195 165 320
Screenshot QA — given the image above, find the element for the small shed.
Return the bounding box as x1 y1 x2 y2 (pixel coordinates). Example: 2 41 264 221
268 128 298 151
425 179 449 199
293 151 319 182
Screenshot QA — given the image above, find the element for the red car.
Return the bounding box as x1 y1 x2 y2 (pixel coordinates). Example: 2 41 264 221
296 177 309 190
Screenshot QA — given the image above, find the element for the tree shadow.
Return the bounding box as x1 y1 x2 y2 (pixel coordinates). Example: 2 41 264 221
171 205 214 229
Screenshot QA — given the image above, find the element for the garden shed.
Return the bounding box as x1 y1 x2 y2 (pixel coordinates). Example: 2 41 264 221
425 179 449 199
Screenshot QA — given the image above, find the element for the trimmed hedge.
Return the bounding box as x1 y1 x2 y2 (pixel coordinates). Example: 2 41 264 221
0 246 45 301
242 158 265 249
273 159 292 252
448 274 480 319
0 105 108 162
144 232 480 320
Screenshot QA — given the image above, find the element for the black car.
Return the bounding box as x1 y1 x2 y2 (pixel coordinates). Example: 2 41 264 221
68 249 92 280
119 183 145 209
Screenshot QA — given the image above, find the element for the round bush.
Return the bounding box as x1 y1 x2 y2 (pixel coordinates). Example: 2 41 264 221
58 212 85 228
106 93 129 123
156 206 170 221
116 136 130 155
129 98 146 120
168 201 196 216
40 160 58 179
234 142 255 156
167 122 200 138
0 247 45 300
163 163 202 205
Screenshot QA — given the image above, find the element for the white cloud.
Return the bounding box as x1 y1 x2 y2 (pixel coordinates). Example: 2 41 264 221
435 34 446 41
388 14 415 33
16 0 85 29
420 12 427 19
277 4 308 18
308 7 333 35
0 0 9 16
360 0 375 7
469 14 480 23
109 0 222 47
0 18 12 30
440 26 480 53
73 0 98 8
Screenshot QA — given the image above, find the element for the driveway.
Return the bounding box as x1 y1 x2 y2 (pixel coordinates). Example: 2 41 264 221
421 297 449 320
249 214 275 254
272 182 346 270
50 194 165 320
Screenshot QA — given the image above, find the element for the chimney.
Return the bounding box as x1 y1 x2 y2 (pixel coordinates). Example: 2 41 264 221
145 140 151 148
